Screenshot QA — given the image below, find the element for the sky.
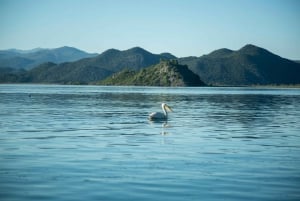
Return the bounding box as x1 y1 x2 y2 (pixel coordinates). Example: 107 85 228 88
0 0 300 59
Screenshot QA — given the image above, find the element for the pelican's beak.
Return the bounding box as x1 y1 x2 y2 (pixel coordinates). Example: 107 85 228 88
165 105 173 112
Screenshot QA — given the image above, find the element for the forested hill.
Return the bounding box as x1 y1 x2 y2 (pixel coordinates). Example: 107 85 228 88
179 44 300 86
99 60 206 86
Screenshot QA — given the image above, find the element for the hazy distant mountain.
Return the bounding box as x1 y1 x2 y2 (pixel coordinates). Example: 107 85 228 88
100 60 205 86
0 46 98 69
179 44 300 86
6 48 45 54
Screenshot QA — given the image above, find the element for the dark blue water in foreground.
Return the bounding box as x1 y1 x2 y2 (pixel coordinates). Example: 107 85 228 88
1 84 300 201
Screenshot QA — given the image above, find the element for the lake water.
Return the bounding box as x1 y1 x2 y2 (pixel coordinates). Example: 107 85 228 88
0 84 300 201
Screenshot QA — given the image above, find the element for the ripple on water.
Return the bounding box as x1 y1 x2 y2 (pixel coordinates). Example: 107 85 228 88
0 85 300 201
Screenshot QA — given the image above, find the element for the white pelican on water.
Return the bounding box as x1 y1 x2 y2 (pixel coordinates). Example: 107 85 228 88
148 103 173 121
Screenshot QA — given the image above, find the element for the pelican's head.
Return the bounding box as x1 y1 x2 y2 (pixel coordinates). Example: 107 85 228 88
162 103 173 112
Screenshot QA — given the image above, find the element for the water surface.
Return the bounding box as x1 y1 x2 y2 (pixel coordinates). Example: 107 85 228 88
1 85 300 200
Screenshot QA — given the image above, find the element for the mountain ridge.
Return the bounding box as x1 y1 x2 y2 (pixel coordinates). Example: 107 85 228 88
1 47 177 84
179 44 300 86
1 44 299 86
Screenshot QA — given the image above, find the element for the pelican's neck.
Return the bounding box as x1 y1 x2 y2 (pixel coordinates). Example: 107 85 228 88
162 104 167 117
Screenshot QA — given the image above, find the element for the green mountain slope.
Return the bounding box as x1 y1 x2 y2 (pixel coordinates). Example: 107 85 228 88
179 44 300 86
99 60 206 86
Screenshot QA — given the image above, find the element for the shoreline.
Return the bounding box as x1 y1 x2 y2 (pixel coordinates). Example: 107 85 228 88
1 83 300 89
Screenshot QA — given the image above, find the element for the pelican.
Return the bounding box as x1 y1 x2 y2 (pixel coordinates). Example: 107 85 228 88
148 103 173 121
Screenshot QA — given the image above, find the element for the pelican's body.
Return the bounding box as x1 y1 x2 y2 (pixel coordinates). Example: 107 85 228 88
149 103 173 121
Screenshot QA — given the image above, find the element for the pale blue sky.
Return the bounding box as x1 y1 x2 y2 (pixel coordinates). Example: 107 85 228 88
0 0 299 59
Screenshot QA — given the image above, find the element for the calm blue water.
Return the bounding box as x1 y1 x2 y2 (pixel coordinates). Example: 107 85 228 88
1 84 300 201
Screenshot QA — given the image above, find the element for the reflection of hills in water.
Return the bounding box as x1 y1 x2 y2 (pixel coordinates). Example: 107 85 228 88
204 95 278 123
181 93 295 140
